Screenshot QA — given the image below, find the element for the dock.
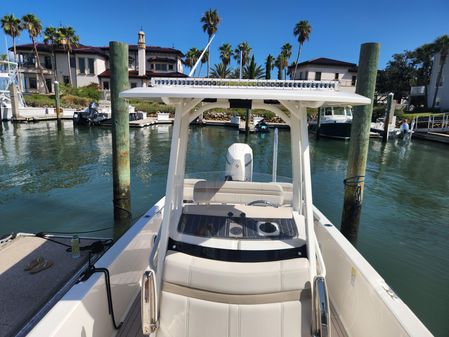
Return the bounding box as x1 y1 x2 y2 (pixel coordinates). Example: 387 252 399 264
0 234 108 337
413 131 449 144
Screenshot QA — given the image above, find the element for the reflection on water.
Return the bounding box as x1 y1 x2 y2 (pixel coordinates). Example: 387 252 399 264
0 122 448 336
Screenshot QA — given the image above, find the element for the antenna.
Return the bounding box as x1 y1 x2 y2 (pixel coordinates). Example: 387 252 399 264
189 34 215 77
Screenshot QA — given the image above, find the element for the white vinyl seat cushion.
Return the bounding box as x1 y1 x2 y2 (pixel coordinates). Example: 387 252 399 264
163 250 310 294
158 291 312 337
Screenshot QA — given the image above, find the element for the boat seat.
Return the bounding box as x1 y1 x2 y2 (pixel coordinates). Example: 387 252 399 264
188 180 284 206
158 251 312 337
163 250 310 294
183 179 293 206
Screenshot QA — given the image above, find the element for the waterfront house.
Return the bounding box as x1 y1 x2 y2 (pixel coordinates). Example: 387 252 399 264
427 52 448 111
288 57 358 92
12 31 185 94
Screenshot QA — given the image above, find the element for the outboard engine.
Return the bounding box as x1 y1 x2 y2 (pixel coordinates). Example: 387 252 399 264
225 143 253 181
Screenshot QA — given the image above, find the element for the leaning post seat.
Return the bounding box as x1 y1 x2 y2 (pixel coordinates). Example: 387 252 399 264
157 250 312 337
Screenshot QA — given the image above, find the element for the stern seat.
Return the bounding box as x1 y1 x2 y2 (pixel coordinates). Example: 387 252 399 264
158 250 312 337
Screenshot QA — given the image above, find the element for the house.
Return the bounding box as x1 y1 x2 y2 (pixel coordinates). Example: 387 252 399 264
288 57 358 92
12 31 185 94
427 52 448 111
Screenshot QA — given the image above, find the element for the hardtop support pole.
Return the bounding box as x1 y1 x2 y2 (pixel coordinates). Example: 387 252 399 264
110 41 131 240
382 93 394 143
340 43 380 245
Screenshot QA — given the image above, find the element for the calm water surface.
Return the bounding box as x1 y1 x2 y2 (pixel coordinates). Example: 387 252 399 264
0 121 448 336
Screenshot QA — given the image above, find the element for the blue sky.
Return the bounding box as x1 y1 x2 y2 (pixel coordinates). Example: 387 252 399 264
2 0 448 75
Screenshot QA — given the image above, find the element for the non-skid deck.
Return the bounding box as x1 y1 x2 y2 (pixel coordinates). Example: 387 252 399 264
0 235 102 337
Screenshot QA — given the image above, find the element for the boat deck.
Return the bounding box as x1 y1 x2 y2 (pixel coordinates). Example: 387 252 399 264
117 292 348 337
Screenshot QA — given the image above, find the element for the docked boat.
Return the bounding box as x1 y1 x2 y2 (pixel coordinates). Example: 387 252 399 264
310 106 353 139
26 78 432 337
73 101 144 126
254 117 270 133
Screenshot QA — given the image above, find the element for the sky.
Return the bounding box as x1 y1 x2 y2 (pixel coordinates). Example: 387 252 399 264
2 0 449 76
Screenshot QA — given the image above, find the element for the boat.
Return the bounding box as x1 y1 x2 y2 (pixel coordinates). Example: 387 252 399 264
371 117 401 138
0 60 26 120
73 101 144 126
25 78 432 337
254 117 270 133
310 106 353 139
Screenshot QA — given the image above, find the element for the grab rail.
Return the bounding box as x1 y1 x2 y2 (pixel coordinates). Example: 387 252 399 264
141 269 159 335
313 276 330 337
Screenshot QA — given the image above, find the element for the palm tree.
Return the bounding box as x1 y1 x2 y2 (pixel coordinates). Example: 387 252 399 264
281 43 292 79
1 14 22 61
43 26 62 81
21 14 48 93
243 55 265 79
265 54 275 79
59 26 79 86
275 54 288 80
292 20 312 80
184 47 200 76
200 9 221 78
199 50 209 77
432 35 449 108
219 43 233 67
234 42 252 66
210 63 232 79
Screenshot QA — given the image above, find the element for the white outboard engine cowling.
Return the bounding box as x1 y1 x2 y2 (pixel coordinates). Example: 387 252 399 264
225 143 253 181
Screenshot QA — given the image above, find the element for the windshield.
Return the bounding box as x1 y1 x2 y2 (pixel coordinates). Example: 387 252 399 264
333 107 346 116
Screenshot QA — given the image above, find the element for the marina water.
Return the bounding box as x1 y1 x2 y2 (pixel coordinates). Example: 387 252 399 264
0 121 448 336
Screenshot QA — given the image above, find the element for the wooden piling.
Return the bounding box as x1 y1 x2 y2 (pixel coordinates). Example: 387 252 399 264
316 109 321 140
245 109 250 136
110 41 131 239
382 93 395 143
340 43 380 245
9 84 19 120
54 81 61 120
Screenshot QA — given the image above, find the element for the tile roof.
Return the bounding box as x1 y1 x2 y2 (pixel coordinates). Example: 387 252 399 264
14 43 184 57
289 57 358 70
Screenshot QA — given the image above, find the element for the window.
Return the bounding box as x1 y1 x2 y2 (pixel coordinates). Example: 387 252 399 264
45 79 52 92
150 64 155 70
304 71 308 80
128 57 135 69
79 58 86 74
29 77 37 89
44 56 52 69
103 81 110 90
88 58 95 74
351 76 357 86
334 73 339 80
323 107 332 116
63 76 70 85
155 64 168 71
70 56 76 68
315 72 322 81
168 64 174 71
131 82 137 88
23 54 35 68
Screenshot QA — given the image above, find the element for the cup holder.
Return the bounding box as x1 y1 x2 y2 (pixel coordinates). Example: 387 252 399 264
257 221 280 237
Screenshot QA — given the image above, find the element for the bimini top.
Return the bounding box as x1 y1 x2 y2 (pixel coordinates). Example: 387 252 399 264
120 78 370 107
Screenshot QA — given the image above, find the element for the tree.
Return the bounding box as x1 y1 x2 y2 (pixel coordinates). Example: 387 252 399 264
431 35 449 108
210 63 232 79
281 43 292 79
292 20 312 80
1 14 22 61
219 43 233 67
184 47 200 75
375 53 415 100
21 14 48 93
201 9 221 78
198 50 208 77
243 55 265 79
275 54 288 80
234 42 252 78
265 54 275 79
43 26 62 81
59 26 79 86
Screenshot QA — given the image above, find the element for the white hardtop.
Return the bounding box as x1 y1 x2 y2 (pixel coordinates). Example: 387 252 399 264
120 77 370 107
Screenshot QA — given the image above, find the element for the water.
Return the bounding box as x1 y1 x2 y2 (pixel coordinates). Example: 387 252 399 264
0 121 448 336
